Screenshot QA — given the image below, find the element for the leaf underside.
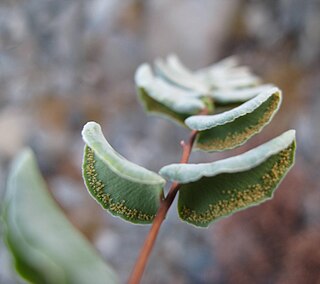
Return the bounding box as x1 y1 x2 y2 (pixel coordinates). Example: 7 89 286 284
155 58 208 94
211 84 276 104
135 64 206 125
135 55 280 130
137 87 191 125
3 149 118 284
82 122 165 224
159 130 296 227
155 54 262 97
187 89 281 152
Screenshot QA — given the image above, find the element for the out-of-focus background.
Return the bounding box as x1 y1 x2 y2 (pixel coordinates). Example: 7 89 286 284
0 0 319 283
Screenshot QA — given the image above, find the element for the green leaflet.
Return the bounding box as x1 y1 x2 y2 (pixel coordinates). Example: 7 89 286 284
82 122 165 224
136 55 273 124
207 74 260 90
138 88 192 125
210 84 276 104
196 55 261 89
155 54 261 94
135 64 205 125
159 130 296 227
165 55 256 90
185 87 282 152
2 149 118 284
155 57 209 94
195 55 241 77
166 54 195 78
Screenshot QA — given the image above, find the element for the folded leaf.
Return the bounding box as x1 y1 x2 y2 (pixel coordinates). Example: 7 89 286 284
156 54 261 93
136 55 270 125
159 130 296 227
208 75 261 90
167 54 240 82
195 56 240 77
185 87 282 151
210 84 276 104
135 64 205 125
155 58 209 94
196 55 261 89
137 88 192 124
166 54 194 78
82 122 165 224
2 149 118 284
166 55 259 89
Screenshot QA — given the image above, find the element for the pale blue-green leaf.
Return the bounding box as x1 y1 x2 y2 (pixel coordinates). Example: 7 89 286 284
82 121 165 224
195 56 252 81
186 87 281 130
166 54 193 78
136 86 194 125
3 149 118 284
154 58 209 94
159 130 296 227
166 54 257 83
185 87 282 151
195 56 240 77
200 63 261 89
210 84 276 104
209 75 261 89
135 64 206 125
166 55 256 89
160 130 295 182
156 55 261 92
135 64 205 112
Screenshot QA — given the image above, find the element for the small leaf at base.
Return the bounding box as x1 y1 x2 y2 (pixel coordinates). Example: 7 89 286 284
3 149 118 284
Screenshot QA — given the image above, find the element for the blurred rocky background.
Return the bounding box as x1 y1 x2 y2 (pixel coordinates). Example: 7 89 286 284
0 0 319 283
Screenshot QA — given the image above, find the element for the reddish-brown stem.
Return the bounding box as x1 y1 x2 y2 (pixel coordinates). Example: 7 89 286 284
128 129 198 284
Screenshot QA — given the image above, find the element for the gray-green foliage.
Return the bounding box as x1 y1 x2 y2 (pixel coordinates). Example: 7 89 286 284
185 87 282 151
2 149 118 284
135 63 206 124
83 54 296 228
82 122 165 224
160 130 296 227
